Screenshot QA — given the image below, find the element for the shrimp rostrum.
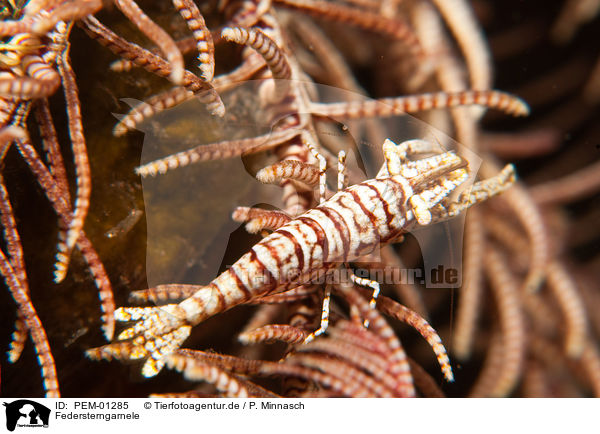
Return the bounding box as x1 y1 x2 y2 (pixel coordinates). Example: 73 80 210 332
87 138 516 377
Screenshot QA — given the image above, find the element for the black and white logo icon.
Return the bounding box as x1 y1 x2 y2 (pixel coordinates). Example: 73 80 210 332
3 400 50 432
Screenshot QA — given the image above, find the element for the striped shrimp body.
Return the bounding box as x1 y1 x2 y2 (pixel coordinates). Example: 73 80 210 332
87 139 516 377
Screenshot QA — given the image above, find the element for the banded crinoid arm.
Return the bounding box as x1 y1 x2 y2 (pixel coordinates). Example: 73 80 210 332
134 127 300 177
0 147 60 396
171 0 215 81
109 36 197 73
309 89 530 119
273 0 423 56
239 324 308 344
255 160 321 188
165 353 252 397
113 87 198 137
0 0 102 37
221 27 292 81
0 169 29 364
164 348 382 397
293 336 403 395
128 284 200 304
35 100 71 206
336 281 415 397
113 0 184 84
452 209 485 360
286 352 396 397
53 43 92 284
470 245 525 397
221 26 292 102
429 0 492 91
31 0 103 35
113 52 267 136
0 248 60 396
15 137 116 341
221 0 272 27
530 158 600 206
376 294 453 382
498 182 550 294
231 206 292 233
0 55 60 99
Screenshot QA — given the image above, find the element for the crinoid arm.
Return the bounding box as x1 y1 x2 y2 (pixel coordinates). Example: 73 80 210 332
232 206 292 233
128 284 200 304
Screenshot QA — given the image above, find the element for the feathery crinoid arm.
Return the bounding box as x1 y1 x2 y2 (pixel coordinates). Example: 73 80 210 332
87 139 518 378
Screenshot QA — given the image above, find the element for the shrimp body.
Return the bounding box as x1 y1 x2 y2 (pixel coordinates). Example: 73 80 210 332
181 176 412 321
87 139 516 377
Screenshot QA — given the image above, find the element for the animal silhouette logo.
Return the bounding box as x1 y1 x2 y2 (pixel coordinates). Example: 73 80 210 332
3 400 50 431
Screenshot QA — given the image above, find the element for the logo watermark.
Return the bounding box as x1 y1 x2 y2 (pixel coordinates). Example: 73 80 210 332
243 264 459 287
3 400 50 431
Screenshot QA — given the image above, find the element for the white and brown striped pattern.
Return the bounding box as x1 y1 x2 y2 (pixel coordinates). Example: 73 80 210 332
134 128 299 177
0 250 60 397
0 33 41 67
171 0 215 81
0 55 60 99
221 26 292 81
256 159 321 188
223 0 272 28
109 36 198 73
54 46 91 284
239 324 308 344
0 0 102 37
81 17 225 116
182 172 415 323
546 261 588 359
31 0 102 35
337 281 415 396
166 353 250 397
232 206 292 233
129 283 202 304
310 89 530 119
114 0 185 85
15 136 116 341
90 138 517 379
288 352 396 396
0 173 29 363
0 98 19 129
77 236 116 340
274 137 315 216
273 0 423 55
8 315 28 363
373 292 454 382
0 16 36 37
36 100 71 204
298 337 402 394
113 86 196 136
